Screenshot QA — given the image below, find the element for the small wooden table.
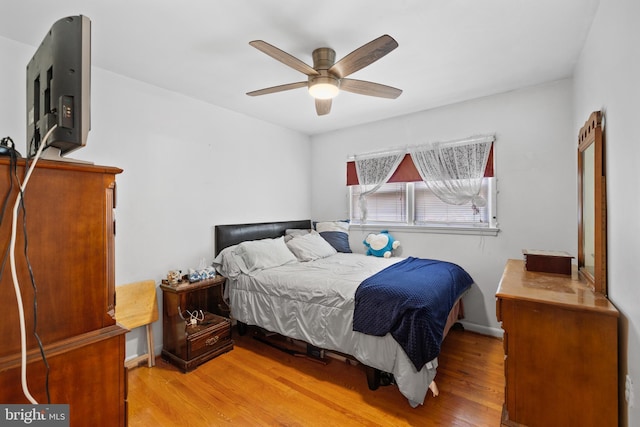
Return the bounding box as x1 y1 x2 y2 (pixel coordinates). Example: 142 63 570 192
160 276 233 372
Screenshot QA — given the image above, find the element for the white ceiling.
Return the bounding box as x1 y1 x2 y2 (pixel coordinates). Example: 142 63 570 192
0 0 600 136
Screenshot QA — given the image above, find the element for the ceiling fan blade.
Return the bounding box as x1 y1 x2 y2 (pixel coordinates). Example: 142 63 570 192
329 35 398 78
315 98 332 116
246 81 308 96
340 79 402 99
249 40 319 77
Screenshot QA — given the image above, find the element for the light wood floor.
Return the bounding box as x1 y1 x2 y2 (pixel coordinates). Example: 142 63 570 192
128 327 504 426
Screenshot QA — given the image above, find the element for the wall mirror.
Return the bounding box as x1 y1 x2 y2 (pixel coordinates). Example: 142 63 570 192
577 111 607 294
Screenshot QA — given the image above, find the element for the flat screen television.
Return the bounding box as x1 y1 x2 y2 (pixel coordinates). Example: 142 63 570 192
26 15 91 159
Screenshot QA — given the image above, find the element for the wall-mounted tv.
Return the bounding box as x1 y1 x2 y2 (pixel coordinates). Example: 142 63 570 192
26 15 91 159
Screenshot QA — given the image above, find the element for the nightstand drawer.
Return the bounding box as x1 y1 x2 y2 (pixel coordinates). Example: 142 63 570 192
187 314 232 360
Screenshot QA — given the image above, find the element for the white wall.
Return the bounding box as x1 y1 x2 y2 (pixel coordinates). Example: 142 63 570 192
573 0 640 424
310 79 576 335
0 36 312 360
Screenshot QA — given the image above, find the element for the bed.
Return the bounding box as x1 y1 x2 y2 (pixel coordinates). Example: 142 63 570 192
213 219 472 407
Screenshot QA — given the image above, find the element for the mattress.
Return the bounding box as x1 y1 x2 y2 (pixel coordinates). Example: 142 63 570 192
227 252 451 407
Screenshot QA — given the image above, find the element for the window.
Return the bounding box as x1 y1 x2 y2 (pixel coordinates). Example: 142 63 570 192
349 177 497 232
350 183 406 223
414 178 494 225
347 135 498 235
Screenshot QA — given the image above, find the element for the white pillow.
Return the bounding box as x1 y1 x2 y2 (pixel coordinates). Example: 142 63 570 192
212 245 247 278
286 230 337 261
284 228 311 242
236 237 297 273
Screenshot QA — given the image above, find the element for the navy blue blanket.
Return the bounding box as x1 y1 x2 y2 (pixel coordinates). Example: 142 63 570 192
353 257 473 371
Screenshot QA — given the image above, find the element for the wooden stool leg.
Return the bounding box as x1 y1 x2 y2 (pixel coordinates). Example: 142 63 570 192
146 324 155 367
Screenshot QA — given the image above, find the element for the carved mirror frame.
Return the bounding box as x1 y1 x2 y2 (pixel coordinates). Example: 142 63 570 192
577 111 607 294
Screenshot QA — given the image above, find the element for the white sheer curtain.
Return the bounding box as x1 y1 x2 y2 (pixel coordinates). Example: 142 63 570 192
409 135 494 207
354 150 404 222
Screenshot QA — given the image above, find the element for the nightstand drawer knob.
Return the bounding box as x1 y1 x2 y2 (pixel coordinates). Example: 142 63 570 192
206 336 220 346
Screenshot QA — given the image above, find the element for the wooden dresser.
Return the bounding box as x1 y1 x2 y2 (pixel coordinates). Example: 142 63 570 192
496 259 618 427
0 159 127 426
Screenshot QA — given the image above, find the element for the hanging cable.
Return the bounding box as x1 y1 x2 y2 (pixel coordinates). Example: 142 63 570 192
16 157 51 403
9 125 57 404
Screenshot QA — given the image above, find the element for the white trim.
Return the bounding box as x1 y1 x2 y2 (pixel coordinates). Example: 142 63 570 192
347 133 495 161
349 222 500 237
349 147 405 161
458 321 504 338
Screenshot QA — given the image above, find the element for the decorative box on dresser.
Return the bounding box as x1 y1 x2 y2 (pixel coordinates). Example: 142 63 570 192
0 159 126 426
496 259 619 427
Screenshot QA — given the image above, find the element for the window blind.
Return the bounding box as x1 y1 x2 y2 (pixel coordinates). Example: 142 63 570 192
414 179 491 225
351 183 406 223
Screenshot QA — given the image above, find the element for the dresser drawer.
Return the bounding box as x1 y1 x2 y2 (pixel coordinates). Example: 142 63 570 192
187 314 232 360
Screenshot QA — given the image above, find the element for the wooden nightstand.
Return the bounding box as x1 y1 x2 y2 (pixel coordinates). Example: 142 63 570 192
160 275 233 372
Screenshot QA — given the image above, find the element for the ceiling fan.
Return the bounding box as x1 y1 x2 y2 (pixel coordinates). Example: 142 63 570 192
246 34 402 116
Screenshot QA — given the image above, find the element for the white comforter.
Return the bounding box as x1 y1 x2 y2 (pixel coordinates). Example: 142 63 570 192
228 253 438 407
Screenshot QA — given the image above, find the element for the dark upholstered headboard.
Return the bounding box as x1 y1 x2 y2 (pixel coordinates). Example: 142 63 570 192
214 220 312 255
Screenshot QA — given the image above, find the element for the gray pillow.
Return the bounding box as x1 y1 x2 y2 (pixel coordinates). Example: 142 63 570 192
284 228 311 242
286 231 337 261
235 237 297 273
212 245 247 278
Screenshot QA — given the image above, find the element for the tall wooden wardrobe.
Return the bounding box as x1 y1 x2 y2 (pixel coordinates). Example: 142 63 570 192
0 158 126 426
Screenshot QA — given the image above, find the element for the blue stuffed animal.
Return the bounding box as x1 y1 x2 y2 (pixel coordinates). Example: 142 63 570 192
363 230 400 258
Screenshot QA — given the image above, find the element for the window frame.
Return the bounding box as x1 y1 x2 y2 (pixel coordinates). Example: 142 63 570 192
349 178 499 237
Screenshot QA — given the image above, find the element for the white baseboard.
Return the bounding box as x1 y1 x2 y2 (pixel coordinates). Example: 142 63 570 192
124 344 164 367
458 320 504 339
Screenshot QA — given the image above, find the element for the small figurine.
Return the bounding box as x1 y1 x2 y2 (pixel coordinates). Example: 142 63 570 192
167 269 182 285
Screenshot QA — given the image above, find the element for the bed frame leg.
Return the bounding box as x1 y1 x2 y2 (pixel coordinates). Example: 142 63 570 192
451 322 464 331
365 366 381 390
236 321 247 336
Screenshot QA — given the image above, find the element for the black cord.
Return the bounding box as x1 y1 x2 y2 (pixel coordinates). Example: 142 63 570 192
0 137 17 229
0 137 51 404
19 148 51 404
17 187 51 403
0 137 18 280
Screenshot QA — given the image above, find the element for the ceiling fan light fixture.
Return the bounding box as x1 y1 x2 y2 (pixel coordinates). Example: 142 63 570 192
247 35 401 115
308 76 339 99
